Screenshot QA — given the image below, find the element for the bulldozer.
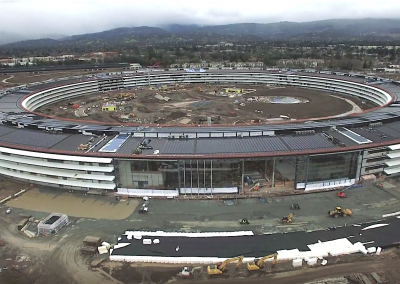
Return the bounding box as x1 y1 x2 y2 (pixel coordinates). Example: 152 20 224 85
328 207 352 218
207 256 243 276
77 144 89 151
247 253 278 271
281 213 294 224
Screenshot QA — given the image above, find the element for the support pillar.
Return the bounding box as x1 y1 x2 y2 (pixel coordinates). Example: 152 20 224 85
211 160 213 197
355 151 363 181
241 160 245 193
271 158 276 188
190 160 193 196
264 159 268 179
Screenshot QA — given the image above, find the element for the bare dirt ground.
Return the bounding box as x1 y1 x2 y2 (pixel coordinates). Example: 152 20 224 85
1 182 400 284
105 250 400 284
0 178 28 201
36 85 376 125
6 188 139 220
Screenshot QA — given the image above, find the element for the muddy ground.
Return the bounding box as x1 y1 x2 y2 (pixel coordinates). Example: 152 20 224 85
1 180 400 284
36 85 377 125
104 249 400 284
0 179 28 201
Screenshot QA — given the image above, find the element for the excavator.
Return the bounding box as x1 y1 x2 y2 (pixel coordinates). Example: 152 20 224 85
281 213 294 224
247 253 278 271
207 256 244 276
328 207 352 218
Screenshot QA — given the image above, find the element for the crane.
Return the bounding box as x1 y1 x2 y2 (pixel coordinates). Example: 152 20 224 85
247 253 278 271
207 256 244 276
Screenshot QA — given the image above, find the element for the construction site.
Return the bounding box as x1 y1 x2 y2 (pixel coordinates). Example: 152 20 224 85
1 177 400 284
36 84 375 125
2 70 400 284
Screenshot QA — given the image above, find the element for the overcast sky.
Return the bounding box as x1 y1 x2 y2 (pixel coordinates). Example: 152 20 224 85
1 0 400 36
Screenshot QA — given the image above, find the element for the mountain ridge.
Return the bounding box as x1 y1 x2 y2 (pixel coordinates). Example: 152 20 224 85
2 18 400 47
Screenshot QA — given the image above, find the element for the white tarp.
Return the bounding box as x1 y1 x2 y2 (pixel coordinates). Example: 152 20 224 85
117 188 179 198
98 246 108 255
179 187 238 195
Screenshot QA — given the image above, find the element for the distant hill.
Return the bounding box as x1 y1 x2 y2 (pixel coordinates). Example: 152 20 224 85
0 31 27 45
164 18 400 40
63 26 170 41
2 18 400 48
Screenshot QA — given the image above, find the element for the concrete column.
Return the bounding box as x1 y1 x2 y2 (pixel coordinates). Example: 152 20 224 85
117 160 133 188
241 160 245 193
197 160 200 196
211 160 213 196
264 159 268 179
203 160 206 189
190 160 193 195
271 158 276 188
183 161 186 189
356 151 363 181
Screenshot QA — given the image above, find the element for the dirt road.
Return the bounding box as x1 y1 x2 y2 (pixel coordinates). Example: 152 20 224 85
0 216 119 284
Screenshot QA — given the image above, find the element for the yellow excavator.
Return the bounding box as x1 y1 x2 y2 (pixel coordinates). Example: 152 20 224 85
328 207 352 218
281 213 294 224
247 253 278 271
207 256 244 276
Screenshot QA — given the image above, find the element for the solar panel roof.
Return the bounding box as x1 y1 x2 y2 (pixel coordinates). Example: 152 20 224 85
337 127 371 144
99 134 130 152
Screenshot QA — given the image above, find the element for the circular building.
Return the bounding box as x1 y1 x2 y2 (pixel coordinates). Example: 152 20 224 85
1 69 400 197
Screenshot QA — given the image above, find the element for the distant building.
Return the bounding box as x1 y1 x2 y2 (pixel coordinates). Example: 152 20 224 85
130 63 142 70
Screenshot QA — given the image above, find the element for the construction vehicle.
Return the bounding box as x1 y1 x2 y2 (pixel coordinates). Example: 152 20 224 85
195 85 204 92
247 253 278 271
207 256 244 276
239 218 250 225
77 144 89 151
337 191 347 198
328 207 352 218
281 213 294 224
290 204 300 210
250 182 260 191
179 266 203 278
138 203 148 214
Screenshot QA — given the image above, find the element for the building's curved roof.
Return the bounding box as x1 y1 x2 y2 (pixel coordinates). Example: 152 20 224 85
1 69 400 159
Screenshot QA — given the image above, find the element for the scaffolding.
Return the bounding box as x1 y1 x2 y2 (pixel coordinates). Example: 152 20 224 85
37 213 69 235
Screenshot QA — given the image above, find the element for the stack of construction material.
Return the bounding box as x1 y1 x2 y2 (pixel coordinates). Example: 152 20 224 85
17 218 30 231
360 174 377 185
292 259 302 267
83 236 102 247
81 236 102 255
97 241 111 255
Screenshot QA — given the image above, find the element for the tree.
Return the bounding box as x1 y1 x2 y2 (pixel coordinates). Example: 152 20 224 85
363 60 368 69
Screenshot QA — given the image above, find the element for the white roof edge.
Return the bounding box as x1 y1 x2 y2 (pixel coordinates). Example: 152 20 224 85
0 161 115 181
384 167 400 175
0 146 112 164
0 168 115 189
0 154 114 172
388 144 400 151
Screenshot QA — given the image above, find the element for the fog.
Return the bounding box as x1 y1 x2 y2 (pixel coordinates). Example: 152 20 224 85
1 0 400 37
